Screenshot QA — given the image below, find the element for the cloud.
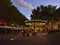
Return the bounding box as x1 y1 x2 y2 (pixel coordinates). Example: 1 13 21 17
12 0 34 9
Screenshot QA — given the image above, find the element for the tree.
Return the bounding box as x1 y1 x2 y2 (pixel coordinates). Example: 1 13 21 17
0 0 27 26
31 5 58 22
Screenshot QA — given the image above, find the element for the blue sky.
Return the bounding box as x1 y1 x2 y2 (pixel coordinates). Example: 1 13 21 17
11 0 60 19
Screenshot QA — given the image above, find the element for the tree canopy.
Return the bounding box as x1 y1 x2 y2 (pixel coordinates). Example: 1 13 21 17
0 0 27 26
31 5 60 23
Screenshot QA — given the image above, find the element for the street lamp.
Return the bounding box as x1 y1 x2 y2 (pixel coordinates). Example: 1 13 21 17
34 19 35 31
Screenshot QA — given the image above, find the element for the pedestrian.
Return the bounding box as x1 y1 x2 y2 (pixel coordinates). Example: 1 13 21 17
22 30 25 36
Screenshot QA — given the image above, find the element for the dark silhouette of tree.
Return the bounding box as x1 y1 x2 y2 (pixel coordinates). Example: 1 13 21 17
31 5 59 22
0 0 27 26
56 7 60 21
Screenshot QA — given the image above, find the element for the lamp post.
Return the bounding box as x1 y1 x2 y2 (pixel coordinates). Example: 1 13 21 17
33 14 36 32
34 19 35 32
33 19 36 36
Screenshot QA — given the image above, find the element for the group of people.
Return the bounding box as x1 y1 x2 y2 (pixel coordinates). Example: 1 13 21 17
21 29 37 36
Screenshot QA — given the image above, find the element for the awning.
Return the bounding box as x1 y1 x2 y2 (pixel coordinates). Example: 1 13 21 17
0 21 7 24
